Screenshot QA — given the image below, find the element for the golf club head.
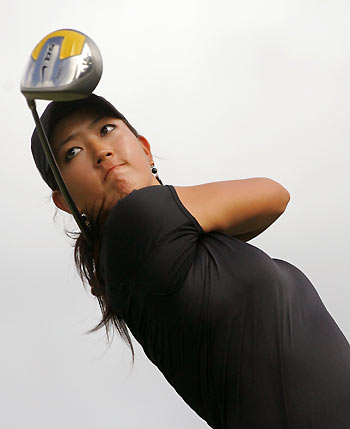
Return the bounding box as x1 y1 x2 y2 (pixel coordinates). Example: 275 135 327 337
21 29 103 101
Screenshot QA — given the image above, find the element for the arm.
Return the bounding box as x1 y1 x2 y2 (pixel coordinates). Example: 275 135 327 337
231 210 286 242
174 177 290 237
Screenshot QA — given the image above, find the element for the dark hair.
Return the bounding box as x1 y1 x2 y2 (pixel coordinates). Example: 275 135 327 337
62 117 142 364
71 199 136 363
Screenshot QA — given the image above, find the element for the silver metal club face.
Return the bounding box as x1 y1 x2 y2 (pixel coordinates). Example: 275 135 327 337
21 29 103 101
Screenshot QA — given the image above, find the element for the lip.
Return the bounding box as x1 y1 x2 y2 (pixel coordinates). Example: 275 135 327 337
104 164 125 182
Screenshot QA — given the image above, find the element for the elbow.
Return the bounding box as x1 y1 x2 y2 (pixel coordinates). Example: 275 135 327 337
265 177 291 212
278 187 290 212
280 195 290 215
279 181 290 208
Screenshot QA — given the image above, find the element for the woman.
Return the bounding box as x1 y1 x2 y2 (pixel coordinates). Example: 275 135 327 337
31 94 350 428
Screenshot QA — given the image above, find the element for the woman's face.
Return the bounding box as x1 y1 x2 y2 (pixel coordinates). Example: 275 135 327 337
50 109 160 216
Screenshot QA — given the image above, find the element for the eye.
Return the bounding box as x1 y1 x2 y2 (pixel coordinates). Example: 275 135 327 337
100 124 116 137
65 147 81 162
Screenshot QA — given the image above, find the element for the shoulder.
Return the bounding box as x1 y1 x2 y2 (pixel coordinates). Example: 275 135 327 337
104 184 169 227
103 184 203 230
100 185 171 280
101 184 202 244
99 184 203 284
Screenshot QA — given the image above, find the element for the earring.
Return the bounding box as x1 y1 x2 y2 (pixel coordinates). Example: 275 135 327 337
81 213 90 228
151 161 158 175
151 161 163 185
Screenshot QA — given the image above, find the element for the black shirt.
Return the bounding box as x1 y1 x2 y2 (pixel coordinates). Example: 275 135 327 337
100 184 350 429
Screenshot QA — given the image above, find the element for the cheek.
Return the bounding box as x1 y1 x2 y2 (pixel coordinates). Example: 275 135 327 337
123 141 150 169
116 135 144 160
63 167 102 206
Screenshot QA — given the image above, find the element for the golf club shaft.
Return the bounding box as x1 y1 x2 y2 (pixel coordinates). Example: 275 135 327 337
27 98 92 246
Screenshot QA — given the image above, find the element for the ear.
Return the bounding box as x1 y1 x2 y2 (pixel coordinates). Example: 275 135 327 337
137 135 152 160
52 190 72 214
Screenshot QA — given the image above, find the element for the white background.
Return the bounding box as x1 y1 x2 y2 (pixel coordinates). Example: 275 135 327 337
1 1 349 428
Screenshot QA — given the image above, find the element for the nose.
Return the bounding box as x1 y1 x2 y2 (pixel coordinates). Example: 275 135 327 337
95 148 114 165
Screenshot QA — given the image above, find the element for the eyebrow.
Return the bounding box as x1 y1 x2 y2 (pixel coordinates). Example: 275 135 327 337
55 114 109 152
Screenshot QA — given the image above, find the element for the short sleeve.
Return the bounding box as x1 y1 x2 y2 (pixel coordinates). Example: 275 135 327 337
100 184 203 295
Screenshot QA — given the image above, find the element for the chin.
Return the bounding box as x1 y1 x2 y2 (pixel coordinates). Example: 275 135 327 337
110 179 135 201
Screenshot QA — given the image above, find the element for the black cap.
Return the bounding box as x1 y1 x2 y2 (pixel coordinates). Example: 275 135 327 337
31 94 138 190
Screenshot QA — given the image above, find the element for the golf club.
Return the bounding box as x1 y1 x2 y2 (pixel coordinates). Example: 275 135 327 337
21 29 103 245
